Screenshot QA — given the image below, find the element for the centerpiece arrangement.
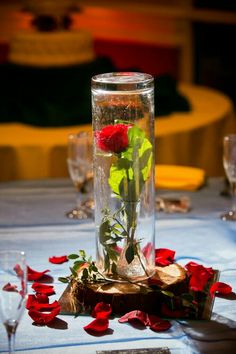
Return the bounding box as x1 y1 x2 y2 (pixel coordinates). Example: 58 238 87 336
92 72 156 282
57 73 229 328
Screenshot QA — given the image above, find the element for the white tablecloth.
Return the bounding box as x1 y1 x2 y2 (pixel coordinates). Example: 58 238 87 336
0 178 235 353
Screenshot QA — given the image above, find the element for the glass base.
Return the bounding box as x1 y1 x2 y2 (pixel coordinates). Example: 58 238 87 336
220 210 236 221
82 198 95 211
99 267 156 284
66 207 89 219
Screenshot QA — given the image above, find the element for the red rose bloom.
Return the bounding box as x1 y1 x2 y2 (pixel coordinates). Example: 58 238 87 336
95 124 130 154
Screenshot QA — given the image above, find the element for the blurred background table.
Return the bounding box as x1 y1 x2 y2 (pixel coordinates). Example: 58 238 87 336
156 83 235 176
0 83 234 182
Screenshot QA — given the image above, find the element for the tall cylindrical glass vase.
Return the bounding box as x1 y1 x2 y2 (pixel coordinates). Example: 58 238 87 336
92 72 155 282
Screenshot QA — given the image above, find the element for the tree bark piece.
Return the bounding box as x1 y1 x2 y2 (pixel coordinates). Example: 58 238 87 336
59 263 187 315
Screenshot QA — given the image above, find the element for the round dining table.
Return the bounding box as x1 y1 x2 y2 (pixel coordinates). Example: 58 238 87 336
0 83 234 182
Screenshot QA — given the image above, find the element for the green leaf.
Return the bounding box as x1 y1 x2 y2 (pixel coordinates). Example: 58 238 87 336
128 125 145 146
68 254 79 259
58 277 69 283
107 247 119 261
91 264 98 272
99 220 111 244
125 244 135 264
111 262 117 274
181 293 194 301
82 268 89 280
79 250 86 258
73 261 84 271
113 223 122 229
70 267 78 278
139 144 152 181
161 290 174 298
112 235 124 242
104 253 110 272
119 177 140 202
108 164 127 196
73 260 85 266
182 298 195 308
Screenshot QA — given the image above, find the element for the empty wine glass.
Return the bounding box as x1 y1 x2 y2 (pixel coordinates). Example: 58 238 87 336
221 134 236 221
66 131 94 219
0 250 27 354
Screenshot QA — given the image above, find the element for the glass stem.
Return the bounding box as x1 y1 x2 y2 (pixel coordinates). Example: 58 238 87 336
8 333 15 354
5 322 17 354
76 192 83 208
231 181 236 212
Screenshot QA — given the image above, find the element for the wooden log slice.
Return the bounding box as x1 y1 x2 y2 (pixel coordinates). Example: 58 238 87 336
59 263 187 315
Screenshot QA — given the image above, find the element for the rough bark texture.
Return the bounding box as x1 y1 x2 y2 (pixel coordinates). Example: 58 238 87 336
59 263 188 315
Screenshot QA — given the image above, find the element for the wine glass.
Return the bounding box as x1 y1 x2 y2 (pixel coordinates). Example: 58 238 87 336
66 131 94 219
0 250 27 354
221 134 236 221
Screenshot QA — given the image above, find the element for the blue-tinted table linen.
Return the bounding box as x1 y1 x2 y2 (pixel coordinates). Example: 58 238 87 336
0 178 235 353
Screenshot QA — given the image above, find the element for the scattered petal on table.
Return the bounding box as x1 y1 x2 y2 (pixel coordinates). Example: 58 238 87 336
32 282 55 296
27 266 50 281
2 282 18 292
28 305 61 325
49 256 68 264
36 293 49 303
210 281 232 298
148 314 172 332
84 317 109 333
91 302 112 318
26 295 60 311
118 310 149 326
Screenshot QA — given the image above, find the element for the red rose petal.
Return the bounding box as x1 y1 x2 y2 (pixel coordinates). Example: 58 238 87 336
210 282 232 298
155 248 175 267
49 256 68 264
91 302 112 319
26 295 60 311
185 261 214 276
36 301 59 312
28 305 61 325
27 266 50 281
142 242 153 259
185 261 214 292
26 295 36 310
84 317 109 333
161 303 186 318
32 282 55 296
2 282 18 292
118 310 149 326
14 264 24 277
112 245 122 254
36 294 49 303
148 314 171 332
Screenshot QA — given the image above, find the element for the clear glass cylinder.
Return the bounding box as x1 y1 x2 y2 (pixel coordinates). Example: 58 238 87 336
92 72 155 282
